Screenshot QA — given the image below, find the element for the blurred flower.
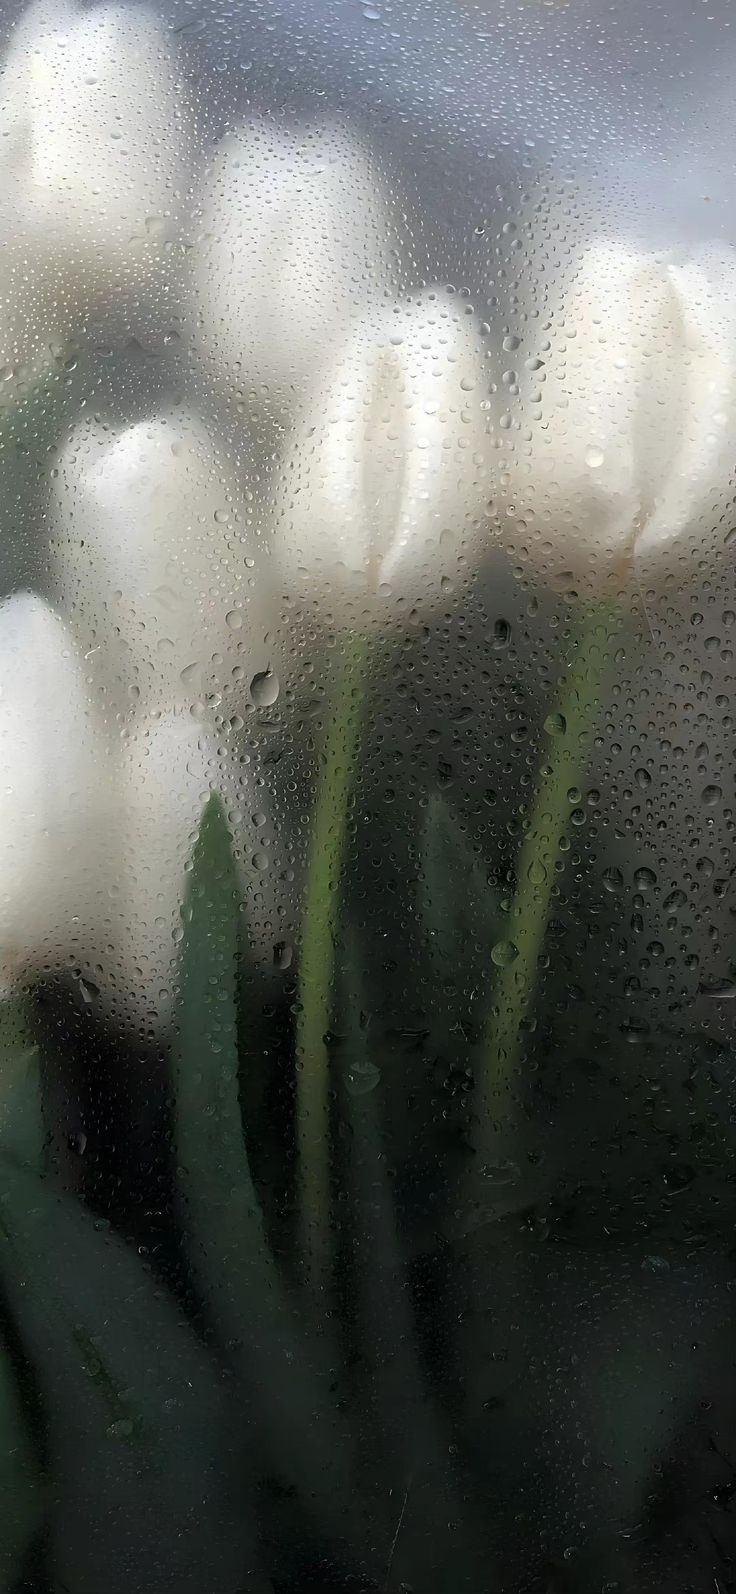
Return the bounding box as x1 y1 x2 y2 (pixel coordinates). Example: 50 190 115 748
277 289 491 1243
0 594 237 1026
50 407 273 721
191 118 396 413
493 238 736 594
0 590 114 998
0 0 193 394
271 288 491 625
49 410 289 996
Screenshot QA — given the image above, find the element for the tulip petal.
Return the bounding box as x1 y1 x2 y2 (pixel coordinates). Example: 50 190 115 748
273 289 491 622
0 0 194 369
494 235 736 591
51 408 273 721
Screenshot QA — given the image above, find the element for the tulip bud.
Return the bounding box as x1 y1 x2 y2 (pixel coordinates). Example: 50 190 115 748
191 118 397 413
271 289 491 627
50 408 274 721
492 237 736 595
0 0 193 379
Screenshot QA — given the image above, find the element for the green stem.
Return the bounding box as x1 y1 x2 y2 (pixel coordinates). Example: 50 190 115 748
296 636 369 1286
479 604 615 1152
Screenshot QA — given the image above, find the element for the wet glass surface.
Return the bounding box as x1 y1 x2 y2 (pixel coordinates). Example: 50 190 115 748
0 1 735 1590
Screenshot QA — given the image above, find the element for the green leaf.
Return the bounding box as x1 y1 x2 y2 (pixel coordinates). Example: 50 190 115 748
0 1153 268 1594
0 1327 43 1594
173 795 374 1574
337 928 490 1594
0 1000 46 1589
173 793 257 1234
0 991 267 1592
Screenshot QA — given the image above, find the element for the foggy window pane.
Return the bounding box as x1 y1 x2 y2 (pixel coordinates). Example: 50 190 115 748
0 0 732 1590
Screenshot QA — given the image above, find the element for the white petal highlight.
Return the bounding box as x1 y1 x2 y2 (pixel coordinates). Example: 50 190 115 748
493 237 736 591
0 0 193 375
272 289 491 621
50 408 273 719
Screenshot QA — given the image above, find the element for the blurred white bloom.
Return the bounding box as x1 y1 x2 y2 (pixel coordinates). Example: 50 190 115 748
0 0 192 389
50 408 273 720
49 411 286 993
271 289 491 622
494 238 736 593
192 118 395 410
0 595 254 1025
0 590 114 997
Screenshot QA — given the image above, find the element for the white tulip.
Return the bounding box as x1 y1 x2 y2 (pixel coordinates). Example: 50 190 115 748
0 596 248 1026
49 407 287 997
50 408 273 721
0 0 193 384
493 237 736 593
271 289 491 624
0 590 115 997
191 119 395 410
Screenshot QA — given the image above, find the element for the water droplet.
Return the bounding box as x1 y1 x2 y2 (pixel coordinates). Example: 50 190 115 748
642 1255 670 1274
663 888 686 913
250 669 279 708
493 618 511 650
491 939 519 967
345 1059 381 1096
698 977 736 999
180 661 203 689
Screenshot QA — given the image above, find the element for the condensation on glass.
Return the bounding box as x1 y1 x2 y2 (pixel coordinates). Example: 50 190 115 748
0 0 732 1589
